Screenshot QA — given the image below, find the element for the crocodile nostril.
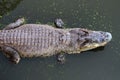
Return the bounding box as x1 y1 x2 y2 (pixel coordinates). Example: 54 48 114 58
105 32 112 42
100 38 105 42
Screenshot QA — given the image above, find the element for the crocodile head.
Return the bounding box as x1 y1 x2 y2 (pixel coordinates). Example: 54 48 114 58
69 28 112 52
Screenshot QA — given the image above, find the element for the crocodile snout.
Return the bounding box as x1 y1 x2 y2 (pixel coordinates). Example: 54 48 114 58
88 31 112 44
78 30 112 52
104 32 112 42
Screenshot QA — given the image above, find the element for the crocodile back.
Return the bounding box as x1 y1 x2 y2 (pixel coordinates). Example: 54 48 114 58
0 24 65 57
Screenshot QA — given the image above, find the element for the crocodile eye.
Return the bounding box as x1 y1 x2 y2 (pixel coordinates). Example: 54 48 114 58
80 39 90 46
100 38 104 42
99 38 104 42
78 30 89 37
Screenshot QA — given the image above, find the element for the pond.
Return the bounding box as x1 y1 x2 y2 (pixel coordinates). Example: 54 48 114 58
0 0 120 80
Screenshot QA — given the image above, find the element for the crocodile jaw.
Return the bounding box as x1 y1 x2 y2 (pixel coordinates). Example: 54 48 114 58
80 42 107 52
66 28 112 53
79 31 112 52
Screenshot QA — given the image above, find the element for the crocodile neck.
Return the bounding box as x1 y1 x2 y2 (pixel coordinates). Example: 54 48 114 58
59 29 81 54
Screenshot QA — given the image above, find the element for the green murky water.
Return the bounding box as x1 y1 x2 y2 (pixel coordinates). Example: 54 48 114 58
0 0 120 80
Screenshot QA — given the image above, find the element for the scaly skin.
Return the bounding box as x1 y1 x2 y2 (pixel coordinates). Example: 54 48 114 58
0 24 72 57
0 18 112 64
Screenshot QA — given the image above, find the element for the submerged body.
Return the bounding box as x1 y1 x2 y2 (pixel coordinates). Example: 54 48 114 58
0 18 112 64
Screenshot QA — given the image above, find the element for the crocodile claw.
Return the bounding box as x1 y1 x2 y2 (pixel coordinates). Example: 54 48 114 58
54 18 64 28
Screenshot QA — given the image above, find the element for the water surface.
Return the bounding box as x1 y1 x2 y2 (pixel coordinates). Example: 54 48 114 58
0 0 120 80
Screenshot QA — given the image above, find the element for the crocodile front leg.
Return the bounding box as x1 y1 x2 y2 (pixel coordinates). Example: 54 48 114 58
1 46 21 64
57 53 66 64
3 18 25 30
54 18 64 29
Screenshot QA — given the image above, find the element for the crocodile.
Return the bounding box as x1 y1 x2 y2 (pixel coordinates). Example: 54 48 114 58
0 18 112 64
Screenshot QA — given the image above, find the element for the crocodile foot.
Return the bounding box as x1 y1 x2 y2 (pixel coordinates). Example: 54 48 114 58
54 18 64 28
1 46 21 64
57 53 66 64
4 17 25 30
